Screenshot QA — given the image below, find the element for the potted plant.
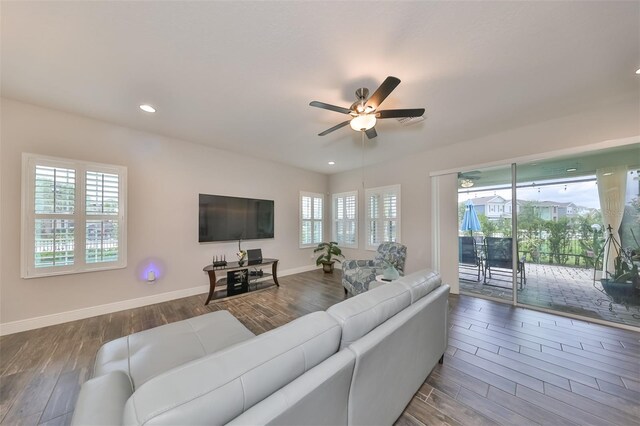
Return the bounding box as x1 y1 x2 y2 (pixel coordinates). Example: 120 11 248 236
314 241 344 273
598 226 640 306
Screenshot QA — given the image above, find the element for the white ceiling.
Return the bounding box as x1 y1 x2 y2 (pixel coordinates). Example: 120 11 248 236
2 1 638 174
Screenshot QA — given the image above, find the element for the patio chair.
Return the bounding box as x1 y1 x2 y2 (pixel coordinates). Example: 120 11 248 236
341 242 407 295
484 237 526 289
459 236 483 282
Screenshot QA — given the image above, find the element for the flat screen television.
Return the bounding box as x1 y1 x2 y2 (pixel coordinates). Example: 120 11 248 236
199 194 274 242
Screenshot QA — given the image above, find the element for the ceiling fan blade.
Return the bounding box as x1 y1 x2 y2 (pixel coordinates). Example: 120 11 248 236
318 120 350 136
309 101 352 115
376 108 425 119
365 76 401 110
365 127 377 139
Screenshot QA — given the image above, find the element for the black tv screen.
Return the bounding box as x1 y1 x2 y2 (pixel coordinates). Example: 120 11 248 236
199 194 274 242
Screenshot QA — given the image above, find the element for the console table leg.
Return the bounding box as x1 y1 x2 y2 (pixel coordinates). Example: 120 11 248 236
205 270 218 305
272 260 280 287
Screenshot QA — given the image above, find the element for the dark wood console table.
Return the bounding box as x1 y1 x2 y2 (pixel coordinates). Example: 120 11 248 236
202 258 279 305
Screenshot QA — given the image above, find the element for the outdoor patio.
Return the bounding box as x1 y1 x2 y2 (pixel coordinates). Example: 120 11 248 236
460 263 640 327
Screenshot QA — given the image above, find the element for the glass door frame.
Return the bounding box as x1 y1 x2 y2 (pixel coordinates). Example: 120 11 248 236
510 163 518 305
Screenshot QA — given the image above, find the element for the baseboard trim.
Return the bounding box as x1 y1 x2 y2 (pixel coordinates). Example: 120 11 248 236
0 264 319 336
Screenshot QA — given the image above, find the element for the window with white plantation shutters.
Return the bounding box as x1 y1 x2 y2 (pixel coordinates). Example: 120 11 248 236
22 154 127 278
300 191 323 247
85 171 120 263
34 166 76 268
365 184 401 251
332 191 357 248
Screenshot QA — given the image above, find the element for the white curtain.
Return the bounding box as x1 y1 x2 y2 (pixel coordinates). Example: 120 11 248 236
596 166 627 276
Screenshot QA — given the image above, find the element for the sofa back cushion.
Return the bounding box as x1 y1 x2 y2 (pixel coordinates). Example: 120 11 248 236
94 310 255 388
327 281 411 350
122 311 341 425
396 269 441 303
228 349 355 426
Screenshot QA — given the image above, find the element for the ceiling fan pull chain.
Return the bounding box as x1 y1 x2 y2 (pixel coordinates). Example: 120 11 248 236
361 131 365 189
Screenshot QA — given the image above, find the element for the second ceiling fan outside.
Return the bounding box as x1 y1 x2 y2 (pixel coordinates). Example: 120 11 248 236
309 76 425 139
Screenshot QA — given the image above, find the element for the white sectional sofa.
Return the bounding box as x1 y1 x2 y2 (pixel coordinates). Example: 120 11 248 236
72 269 449 426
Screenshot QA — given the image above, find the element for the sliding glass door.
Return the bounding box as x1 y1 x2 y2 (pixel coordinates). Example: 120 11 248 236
457 144 640 326
457 144 640 327
515 144 640 327
458 164 515 302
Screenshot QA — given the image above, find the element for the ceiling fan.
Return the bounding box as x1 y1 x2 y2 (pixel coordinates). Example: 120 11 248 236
458 171 481 188
309 76 425 139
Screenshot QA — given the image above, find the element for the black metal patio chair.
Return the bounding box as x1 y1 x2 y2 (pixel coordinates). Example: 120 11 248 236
459 236 483 282
484 237 526 289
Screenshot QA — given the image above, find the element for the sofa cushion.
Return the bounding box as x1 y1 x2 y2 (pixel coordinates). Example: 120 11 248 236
122 311 342 425
327 282 411 350
346 284 450 426
396 269 441 303
71 371 133 426
228 349 356 426
94 310 255 388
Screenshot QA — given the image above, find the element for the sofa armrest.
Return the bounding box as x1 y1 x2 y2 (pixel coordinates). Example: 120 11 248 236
71 371 133 426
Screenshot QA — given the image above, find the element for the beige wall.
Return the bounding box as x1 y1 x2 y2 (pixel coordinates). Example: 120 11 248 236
329 95 640 289
2 93 638 328
0 98 328 326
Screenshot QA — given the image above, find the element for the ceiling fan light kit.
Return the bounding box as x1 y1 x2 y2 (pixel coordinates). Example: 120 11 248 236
458 170 481 188
309 76 425 139
350 114 376 131
460 179 475 188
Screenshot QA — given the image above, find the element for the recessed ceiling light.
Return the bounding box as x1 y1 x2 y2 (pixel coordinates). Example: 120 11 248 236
566 168 577 172
328 161 335 165
139 104 156 113
636 68 640 75
603 172 613 176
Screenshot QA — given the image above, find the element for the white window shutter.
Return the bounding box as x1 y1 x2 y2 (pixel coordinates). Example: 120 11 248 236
332 191 358 248
300 192 323 247
22 154 127 278
365 185 400 251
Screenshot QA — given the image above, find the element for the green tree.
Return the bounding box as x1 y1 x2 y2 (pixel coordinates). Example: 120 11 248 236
496 218 512 237
458 202 466 231
544 218 573 264
479 214 497 237
619 198 640 250
571 213 604 267
517 202 545 263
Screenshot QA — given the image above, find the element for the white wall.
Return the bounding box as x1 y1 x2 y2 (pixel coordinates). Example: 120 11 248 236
329 95 640 291
0 98 328 329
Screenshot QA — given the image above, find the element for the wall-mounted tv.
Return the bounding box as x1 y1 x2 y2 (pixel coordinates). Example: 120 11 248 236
199 194 274 242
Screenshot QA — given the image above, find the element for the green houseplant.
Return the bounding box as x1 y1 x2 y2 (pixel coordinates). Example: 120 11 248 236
598 226 640 307
314 242 344 273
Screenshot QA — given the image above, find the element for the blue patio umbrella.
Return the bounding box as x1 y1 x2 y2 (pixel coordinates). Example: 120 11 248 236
461 199 481 236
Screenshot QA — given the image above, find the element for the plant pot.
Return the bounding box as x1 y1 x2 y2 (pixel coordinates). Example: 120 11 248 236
322 261 335 273
600 279 640 306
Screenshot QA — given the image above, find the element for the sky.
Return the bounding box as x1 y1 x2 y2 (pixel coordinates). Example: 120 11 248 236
458 174 639 209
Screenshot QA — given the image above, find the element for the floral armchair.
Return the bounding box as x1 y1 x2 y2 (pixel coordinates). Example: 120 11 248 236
341 242 408 295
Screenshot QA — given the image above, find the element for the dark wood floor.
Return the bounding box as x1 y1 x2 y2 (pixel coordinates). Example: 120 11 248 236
1 270 639 425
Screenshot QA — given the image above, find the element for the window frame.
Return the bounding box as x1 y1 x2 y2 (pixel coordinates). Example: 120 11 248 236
332 190 358 249
21 153 127 278
365 184 401 251
299 191 324 248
